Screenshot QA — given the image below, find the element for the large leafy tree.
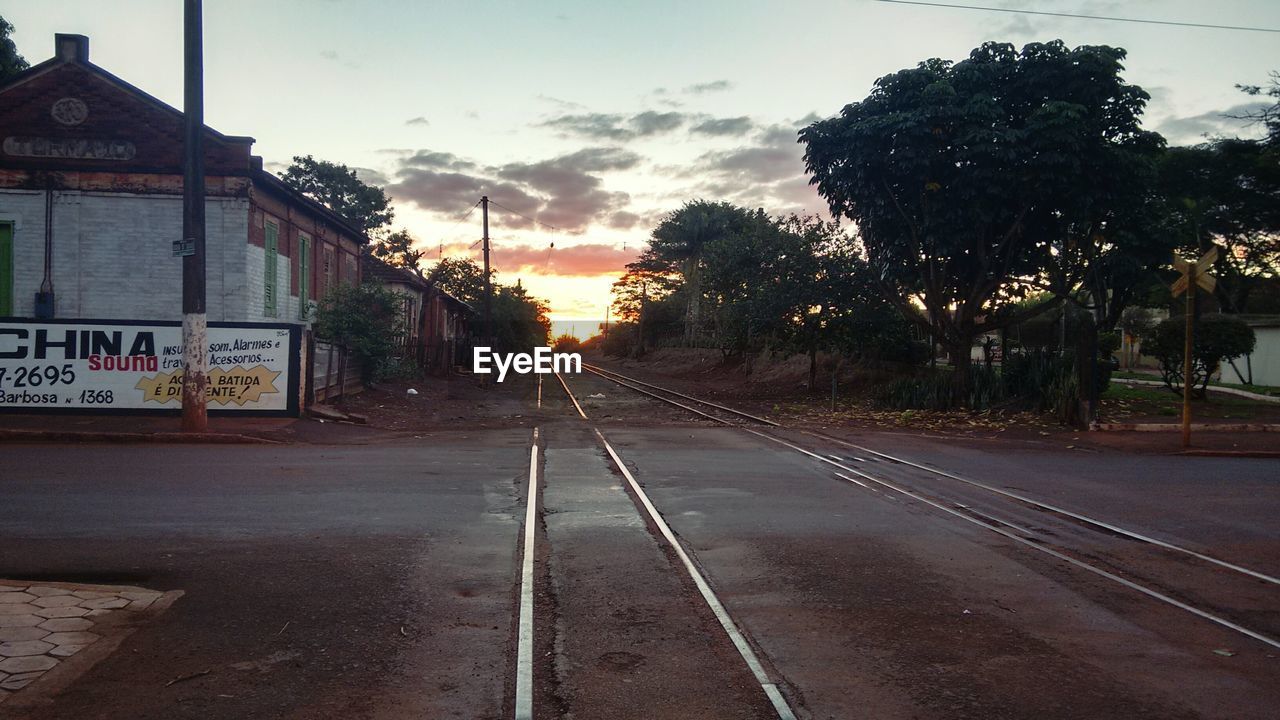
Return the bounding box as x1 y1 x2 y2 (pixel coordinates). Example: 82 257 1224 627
372 228 427 274
0 15 27 82
426 257 489 305
647 201 756 344
281 156 394 237
801 41 1164 395
1159 139 1280 314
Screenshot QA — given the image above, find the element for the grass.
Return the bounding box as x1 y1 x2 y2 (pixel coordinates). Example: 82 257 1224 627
1112 370 1280 397
1100 384 1280 421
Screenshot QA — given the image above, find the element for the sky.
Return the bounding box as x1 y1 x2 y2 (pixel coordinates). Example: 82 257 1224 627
7 1 1279 335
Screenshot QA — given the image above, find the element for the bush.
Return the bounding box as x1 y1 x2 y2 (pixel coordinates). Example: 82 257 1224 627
314 282 406 383
878 366 1005 411
552 334 581 353
1144 314 1256 395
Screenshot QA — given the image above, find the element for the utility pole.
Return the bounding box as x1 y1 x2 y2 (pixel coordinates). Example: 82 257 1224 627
481 195 493 356
1171 247 1218 449
637 281 648 356
180 0 208 432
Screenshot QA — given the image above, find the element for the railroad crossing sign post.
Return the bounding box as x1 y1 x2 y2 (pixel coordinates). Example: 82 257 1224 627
1170 247 1218 448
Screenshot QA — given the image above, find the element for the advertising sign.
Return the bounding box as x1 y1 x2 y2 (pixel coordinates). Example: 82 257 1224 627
0 319 300 416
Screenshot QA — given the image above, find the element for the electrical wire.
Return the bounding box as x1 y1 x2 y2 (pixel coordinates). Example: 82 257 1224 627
874 0 1280 33
487 200 564 233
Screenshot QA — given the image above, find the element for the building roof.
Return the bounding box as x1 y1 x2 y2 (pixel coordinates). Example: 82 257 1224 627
363 255 475 314
1 33 370 245
363 255 428 290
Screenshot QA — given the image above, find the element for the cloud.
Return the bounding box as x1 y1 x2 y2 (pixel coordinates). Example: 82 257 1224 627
353 167 390 186
440 241 637 276
1155 101 1271 145
318 49 361 70
387 147 641 233
540 112 633 140
539 111 693 140
630 111 686 136
402 150 476 171
691 116 755 136
405 116 430 126
657 120 827 217
684 80 732 95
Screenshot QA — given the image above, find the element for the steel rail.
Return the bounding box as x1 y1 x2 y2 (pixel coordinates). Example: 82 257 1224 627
581 364 1280 649
585 363 1280 587
809 432 1280 587
583 363 779 426
555 372 799 719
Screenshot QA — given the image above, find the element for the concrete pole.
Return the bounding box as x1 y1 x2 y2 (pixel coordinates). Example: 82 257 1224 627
180 0 208 432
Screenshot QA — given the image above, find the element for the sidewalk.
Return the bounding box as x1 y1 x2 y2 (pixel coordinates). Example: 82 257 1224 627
0 414 299 444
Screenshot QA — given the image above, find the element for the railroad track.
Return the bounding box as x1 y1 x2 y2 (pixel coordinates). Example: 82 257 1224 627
569 362 1280 652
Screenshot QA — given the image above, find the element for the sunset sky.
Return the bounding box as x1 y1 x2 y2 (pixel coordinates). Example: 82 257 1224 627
7 1 1279 334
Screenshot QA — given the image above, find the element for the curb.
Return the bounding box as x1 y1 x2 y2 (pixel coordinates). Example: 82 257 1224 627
1094 422 1280 432
1174 449 1280 459
0 429 284 444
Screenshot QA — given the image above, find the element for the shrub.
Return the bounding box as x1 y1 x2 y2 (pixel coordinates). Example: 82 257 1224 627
1144 314 1256 395
551 334 582 353
314 282 406 383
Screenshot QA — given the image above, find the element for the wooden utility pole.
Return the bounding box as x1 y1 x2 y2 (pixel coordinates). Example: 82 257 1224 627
1171 247 1218 448
179 0 208 432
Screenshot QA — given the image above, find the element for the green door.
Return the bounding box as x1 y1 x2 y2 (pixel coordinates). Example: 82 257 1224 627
0 223 13 317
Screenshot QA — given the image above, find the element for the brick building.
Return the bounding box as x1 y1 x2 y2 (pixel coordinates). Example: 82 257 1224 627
363 255 474 372
0 34 366 324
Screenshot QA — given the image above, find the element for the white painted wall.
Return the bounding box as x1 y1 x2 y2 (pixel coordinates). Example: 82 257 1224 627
244 241 299 323
1225 327 1280 387
0 189 261 322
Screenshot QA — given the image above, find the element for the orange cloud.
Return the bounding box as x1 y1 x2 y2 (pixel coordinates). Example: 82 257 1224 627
440 242 638 277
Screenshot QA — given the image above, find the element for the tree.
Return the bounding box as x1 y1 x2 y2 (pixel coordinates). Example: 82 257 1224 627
801 41 1164 403
281 156 393 236
647 201 754 344
1159 140 1280 314
313 282 406 382
372 228 427 274
1144 315 1255 396
426 257 489 305
491 285 550 355
0 15 27 82
1235 71 1279 147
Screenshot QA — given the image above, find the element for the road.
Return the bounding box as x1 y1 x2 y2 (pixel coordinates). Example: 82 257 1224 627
1 370 1277 718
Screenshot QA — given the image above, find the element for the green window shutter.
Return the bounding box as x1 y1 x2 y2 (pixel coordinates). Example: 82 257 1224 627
264 223 278 317
298 235 310 320
0 223 13 317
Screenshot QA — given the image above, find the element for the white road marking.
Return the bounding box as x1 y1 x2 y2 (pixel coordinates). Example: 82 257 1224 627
595 429 799 720
515 428 540 720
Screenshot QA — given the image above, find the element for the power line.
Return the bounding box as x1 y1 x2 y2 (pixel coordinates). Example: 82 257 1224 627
486 200 564 233
874 0 1280 34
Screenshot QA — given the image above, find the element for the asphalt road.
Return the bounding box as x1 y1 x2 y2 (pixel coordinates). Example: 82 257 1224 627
1 370 1277 719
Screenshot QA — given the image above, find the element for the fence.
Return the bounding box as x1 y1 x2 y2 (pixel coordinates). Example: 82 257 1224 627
311 339 364 404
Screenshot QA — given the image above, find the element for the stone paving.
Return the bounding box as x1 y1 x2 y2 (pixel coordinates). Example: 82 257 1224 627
0 582 163 704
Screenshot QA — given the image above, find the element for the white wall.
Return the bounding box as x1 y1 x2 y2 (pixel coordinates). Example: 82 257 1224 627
244 241 299 323
1227 327 1280 387
0 189 252 322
